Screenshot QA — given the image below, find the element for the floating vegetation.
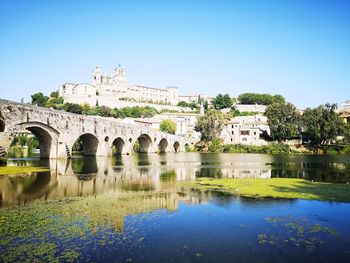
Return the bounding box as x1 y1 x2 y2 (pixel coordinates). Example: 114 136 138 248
257 215 337 253
183 178 350 202
0 191 175 262
0 166 49 175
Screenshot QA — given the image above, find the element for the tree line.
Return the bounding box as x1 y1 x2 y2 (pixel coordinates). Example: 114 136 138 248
195 102 350 149
31 92 159 118
209 93 286 110
265 102 349 145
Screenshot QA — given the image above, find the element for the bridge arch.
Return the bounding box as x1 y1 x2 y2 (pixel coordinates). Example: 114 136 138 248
0 119 5 132
173 141 180 153
112 137 125 155
72 133 99 156
135 134 153 153
7 122 59 159
158 138 168 153
26 126 52 158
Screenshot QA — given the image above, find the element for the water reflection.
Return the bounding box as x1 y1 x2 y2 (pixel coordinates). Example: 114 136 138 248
1 153 350 207
1 153 350 263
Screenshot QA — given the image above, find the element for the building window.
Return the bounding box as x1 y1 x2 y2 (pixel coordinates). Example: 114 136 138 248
231 125 234 128
254 132 257 135
231 131 234 135
241 131 249 135
242 138 247 142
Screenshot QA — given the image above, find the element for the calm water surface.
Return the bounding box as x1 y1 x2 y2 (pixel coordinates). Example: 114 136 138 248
1 153 350 262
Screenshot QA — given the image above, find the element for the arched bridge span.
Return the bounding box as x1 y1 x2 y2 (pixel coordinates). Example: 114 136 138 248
0 99 197 158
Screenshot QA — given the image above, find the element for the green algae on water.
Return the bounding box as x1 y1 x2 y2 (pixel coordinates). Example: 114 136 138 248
0 191 174 262
183 178 350 202
0 166 49 175
257 215 337 253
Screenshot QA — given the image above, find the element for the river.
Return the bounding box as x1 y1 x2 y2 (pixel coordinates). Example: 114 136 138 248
0 153 350 262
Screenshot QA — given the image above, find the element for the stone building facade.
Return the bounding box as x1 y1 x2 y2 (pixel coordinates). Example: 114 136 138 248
221 115 270 145
59 65 201 110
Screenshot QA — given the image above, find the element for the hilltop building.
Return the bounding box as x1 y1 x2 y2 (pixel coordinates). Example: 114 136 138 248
337 100 350 124
342 100 350 110
59 65 210 110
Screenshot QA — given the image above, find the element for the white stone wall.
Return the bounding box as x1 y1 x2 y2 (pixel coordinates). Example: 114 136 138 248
234 104 267 113
178 94 212 104
221 115 269 145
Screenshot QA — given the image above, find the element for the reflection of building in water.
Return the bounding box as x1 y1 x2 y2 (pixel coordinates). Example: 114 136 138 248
178 194 202 205
0 155 195 207
107 192 178 232
0 154 275 207
220 168 271 179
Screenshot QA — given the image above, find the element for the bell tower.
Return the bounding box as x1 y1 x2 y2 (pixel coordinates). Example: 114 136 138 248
113 64 127 84
92 66 102 85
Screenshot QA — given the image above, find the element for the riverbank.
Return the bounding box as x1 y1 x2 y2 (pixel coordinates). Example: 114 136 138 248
192 141 350 155
183 178 350 202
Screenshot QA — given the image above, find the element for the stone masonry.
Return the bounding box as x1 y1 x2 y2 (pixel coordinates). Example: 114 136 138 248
0 99 197 159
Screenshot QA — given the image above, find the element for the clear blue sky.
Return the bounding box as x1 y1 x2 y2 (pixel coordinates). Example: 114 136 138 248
0 0 349 108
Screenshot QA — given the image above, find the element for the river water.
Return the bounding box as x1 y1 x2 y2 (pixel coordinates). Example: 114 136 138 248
1 153 350 262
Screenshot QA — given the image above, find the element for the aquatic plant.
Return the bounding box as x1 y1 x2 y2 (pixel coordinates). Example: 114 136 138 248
0 166 49 175
258 215 337 253
183 178 350 202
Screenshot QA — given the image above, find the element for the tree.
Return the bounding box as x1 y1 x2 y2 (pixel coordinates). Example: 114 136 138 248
212 94 232 110
160 119 176 134
81 103 91 115
63 103 83 114
88 106 112 117
301 103 344 145
50 91 59 98
45 96 63 108
238 93 285 105
31 92 48 107
265 102 299 141
178 101 188 107
273 94 285 104
195 110 226 141
344 123 350 144
177 101 198 109
110 106 158 118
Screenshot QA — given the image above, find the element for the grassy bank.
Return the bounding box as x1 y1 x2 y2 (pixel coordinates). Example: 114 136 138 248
184 178 350 202
194 141 292 154
194 140 350 155
221 143 290 154
0 166 49 175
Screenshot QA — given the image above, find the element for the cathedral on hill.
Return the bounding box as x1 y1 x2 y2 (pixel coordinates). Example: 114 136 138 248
59 65 181 108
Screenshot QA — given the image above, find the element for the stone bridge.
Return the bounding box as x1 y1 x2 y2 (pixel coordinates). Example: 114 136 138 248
0 99 197 158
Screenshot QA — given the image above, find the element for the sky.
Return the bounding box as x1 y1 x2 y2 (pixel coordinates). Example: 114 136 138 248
0 0 349 108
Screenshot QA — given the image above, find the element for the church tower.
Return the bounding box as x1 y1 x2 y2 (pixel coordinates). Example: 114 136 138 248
92 66 102 85
113 65 127 84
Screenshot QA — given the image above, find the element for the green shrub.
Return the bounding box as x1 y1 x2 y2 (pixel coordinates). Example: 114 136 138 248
208 138 223 152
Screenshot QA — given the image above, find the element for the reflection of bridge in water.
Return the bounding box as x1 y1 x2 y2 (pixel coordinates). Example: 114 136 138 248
0 154 199 207
0 153 278 207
